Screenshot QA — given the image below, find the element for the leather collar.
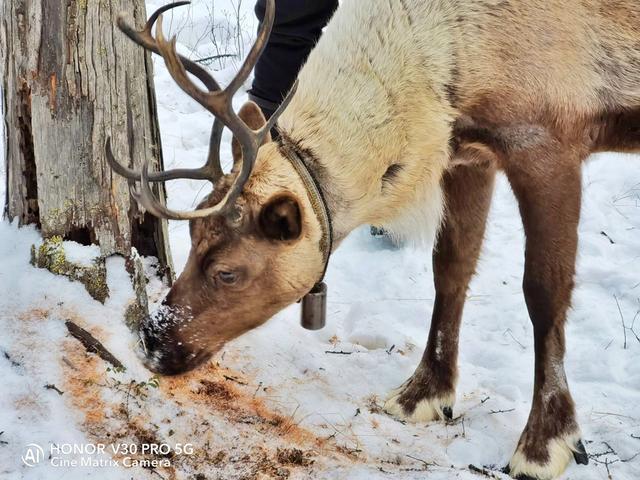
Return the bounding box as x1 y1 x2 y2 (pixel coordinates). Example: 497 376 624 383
277 135 333 288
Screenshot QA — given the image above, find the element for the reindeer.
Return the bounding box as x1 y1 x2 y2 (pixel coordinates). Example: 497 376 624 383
107 1 640 478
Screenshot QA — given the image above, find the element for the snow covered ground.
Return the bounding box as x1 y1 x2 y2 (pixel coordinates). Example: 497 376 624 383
0 1 639 479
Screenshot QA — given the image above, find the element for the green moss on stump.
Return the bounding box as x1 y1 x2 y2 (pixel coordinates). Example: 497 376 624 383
31 236 109 303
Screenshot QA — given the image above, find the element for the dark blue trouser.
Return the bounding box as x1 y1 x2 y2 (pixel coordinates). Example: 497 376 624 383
249 0 339 118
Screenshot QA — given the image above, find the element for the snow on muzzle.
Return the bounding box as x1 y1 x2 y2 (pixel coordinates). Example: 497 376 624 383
137 305 212 376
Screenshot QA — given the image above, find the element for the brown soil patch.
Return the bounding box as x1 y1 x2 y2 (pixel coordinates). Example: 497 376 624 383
17 308 50 322
161 363 329 451
61 338 108 426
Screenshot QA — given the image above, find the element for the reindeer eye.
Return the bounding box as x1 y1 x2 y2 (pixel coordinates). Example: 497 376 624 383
217 271 238 285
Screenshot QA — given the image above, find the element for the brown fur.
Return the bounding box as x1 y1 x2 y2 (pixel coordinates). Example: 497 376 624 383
390 2 638 475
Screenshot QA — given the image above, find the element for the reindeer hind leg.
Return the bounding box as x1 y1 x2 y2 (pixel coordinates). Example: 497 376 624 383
505 145 588 480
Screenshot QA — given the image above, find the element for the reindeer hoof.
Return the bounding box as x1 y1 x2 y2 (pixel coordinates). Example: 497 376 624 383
383 381 455 423
572 440 589 465
504 440 587 480
502 465 539 480
507 431 582 480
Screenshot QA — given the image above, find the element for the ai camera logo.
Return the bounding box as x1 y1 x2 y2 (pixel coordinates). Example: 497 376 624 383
22 444 45 467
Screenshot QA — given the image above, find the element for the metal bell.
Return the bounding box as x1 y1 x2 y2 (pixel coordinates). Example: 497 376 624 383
300 282 327 330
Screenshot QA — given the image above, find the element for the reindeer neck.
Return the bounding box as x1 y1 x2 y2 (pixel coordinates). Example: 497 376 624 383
278 0 457 246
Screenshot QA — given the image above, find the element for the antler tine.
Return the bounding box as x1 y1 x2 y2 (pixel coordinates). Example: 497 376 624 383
205 119 225 179
117 1 220 92
113 0 296 220
226 78 300 200
108 2 226 186
263 79 299 137
105 137 220 182
133 156 230 221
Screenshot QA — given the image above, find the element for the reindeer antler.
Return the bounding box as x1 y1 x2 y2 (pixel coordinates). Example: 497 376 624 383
107 0 298 220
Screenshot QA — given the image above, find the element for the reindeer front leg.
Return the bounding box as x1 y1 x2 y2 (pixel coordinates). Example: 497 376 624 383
384 160 496 422
505 149 588 480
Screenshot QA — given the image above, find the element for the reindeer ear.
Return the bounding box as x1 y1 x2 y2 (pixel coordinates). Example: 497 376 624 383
259 195 302 241
232 101 271 166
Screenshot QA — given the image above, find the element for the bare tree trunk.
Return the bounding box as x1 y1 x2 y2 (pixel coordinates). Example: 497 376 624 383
1 0 173 276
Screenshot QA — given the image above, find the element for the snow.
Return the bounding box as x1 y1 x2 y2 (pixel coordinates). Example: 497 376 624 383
0 1 639 479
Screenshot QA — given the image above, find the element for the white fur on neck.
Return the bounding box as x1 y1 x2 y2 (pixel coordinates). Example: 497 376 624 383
279 0 456 243
383 178 445 249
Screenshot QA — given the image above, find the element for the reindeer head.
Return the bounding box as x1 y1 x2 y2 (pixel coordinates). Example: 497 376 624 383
108 1 330 374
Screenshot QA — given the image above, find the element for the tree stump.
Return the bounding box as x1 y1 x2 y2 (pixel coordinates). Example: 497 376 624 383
1 0 173 278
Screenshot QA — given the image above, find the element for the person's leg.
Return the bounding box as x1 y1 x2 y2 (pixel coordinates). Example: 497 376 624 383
250 0 338 119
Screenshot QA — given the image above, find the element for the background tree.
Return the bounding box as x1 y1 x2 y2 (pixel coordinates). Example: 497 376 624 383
0 0 173 276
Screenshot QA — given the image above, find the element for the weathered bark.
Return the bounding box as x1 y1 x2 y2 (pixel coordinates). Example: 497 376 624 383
0 0 173 276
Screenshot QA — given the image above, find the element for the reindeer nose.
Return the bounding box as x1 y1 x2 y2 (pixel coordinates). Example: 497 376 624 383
139 321 209 375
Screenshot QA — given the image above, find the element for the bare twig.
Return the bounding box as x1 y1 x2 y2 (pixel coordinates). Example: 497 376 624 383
614 295 640 349
253 381 263 398
61 356 77 370
593 411 637 420
489 408 515 415
65 321 124 369
3 350 21 368
194 53 237 64
615 295 627 349
124 380 135 420
600 231 616 244
44 384 64 395
223 374 248 386
406 454 434 469
503 329 526 350
468 464 500 478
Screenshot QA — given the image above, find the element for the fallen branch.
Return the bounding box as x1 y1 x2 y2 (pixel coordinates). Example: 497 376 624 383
65 321 124 369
